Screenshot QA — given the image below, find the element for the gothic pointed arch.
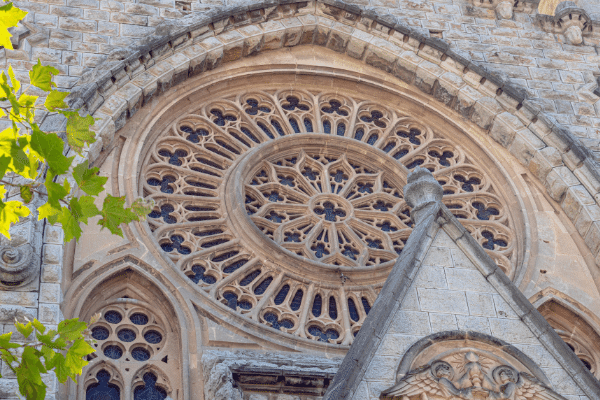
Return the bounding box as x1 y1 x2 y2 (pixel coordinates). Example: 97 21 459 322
537 296 600 377
63 263 189 400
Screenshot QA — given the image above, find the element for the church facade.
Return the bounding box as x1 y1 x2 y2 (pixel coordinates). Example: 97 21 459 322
3 0 600 398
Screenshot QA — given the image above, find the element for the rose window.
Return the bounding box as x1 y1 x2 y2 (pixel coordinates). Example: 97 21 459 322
141 89 518 346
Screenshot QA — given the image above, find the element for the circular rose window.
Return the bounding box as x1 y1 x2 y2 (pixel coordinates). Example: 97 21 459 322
140 87 518 345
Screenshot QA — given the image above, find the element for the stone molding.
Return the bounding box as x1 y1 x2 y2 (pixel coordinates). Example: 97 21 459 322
323 168 600 400
60 0 600 274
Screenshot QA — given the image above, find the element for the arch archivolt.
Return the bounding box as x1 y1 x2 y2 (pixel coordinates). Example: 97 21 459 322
75 0 600 278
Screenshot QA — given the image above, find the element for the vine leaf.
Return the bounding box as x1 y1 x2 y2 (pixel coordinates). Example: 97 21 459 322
44 90 68 112
0 200 30 238
29 60 59 92
73 160 107 196
16 347 46 400
62 111 95 155
0 3 27 50
69 195 100 225
57 207 82 243
97 194 140 236
30 126 73 176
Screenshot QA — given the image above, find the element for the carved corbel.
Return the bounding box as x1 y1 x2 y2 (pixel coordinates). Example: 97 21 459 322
537 1 593 45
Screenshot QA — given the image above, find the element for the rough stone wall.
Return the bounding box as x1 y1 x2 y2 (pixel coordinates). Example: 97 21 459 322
353 228 590 400
4 0 600 152
0 219 64 399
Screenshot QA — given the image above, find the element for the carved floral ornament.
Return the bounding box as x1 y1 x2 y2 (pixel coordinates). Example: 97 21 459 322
137 80 522 346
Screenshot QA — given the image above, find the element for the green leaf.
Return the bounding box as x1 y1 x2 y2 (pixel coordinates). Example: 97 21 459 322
0 200 30 239
0 332 19 349
73 160 107 196
64 338 93 377
44 90 68 112
20 185 32 204
7 65 20 93
62 112 95 154
0 127 37 179
32 318 46 334
56 207 81 243
57 318 87 339
0 3 27 50
16 346 47 400
0 155 11 181
70 196 100 224
46 352 69 383
131 197 153 219
44 174 68 210
15 321 33 338
29 60 59 92
30 126 74 176
17 93 37 123
38 202 60 223
97 195 139 236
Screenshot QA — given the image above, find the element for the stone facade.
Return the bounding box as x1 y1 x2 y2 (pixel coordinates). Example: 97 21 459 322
4 0 600 399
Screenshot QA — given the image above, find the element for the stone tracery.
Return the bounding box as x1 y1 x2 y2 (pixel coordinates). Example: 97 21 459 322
141 88 519 345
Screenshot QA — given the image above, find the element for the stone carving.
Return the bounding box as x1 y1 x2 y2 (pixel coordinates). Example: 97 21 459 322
0 243 36 286
383 351 566 400
139 87 518 345
537 2 591 46
404 166 443 224
495 1 514 19
469 0 520 20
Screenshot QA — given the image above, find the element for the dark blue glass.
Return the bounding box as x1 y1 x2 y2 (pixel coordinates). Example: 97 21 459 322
103 345 122 360
134 373 167 400
91 327 109 341
348 298 359 322
117 329 136 342
86 370 120 400
131 347 151 362
312 294 322 317
290 290 303 311
130 313 149 325
329 297 338 319
104 311 122 324
144 330 163 344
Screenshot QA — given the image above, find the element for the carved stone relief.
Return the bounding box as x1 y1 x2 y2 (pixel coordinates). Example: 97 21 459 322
382 336 565 400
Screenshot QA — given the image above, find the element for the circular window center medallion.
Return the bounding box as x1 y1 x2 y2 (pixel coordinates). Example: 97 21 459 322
139 85 519 346
312 197 349 222
226 134 411 271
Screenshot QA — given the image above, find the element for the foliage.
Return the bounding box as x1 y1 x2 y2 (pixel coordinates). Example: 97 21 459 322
1 315 99 399
0 3 151 243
